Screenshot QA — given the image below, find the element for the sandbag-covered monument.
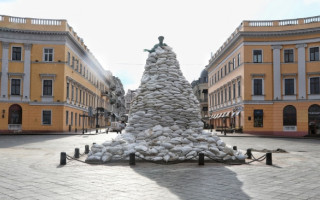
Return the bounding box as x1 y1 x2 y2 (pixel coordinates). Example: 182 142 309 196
86 36 246 163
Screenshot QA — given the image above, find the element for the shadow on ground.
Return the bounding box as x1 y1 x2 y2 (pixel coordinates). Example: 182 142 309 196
0 135 73 148
132 162 250 199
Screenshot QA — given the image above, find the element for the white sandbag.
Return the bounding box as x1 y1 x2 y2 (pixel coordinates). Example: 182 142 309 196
101 153 112 162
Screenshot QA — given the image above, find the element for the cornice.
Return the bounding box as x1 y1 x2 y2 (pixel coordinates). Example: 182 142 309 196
207 27 320 70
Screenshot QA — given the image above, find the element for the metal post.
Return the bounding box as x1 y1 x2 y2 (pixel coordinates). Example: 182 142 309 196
60 152 66 165
129 153 135 165
75 128 77 133
233 146 237 150
85 145 89 154
198 153 204 165
74 148 80 158
246 149 252 159
266 152 272 165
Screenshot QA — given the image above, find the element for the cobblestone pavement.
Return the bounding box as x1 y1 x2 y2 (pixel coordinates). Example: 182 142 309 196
0 131 320 200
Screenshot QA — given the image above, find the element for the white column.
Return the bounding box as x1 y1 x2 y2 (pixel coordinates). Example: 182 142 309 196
23 44 32 101
296 44 307 99
1 42 9 100
272 45 282 100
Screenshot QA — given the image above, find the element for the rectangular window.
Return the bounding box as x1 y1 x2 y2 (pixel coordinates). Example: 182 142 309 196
254 109 263 127
71 112 73 126
42 110 51 125
228 61 231 72
43 80 53 96
66 111 69 125
217 72 219 81
238 53 241 66
72 57 75 68
310 77 320 94
284 49 294 63
80 63 82 74
238 81 241 97
284 79 295 95
67 52 70 65
80 90 82 104
43 48 54 62
214 93 217 106
83 67 86 76
72 85 74 100
233 83 236 99
11 79 21 95
76 88 78 102
12 47 22 61
310 47 319 61
221 90 224 103
224 88 227 102
214 74 216 83
66 82 69 99
220 68 223 78
233 58 236 69
42 110 52 125
224 65 227 76
76 60 78 70
79 114 81 126
253 50 262 63
228 86 231 101
253 79 263 95
75 113 77 126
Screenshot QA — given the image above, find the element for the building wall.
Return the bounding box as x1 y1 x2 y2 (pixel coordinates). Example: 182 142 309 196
207 15 320 136
0 15 118 133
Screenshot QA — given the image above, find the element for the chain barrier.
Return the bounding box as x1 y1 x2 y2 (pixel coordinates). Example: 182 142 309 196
63 148 270 165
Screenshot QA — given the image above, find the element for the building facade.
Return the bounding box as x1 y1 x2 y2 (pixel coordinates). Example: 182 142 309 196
0 15 119 133
207 15 320 136
124 89 137 115
191 69 209 128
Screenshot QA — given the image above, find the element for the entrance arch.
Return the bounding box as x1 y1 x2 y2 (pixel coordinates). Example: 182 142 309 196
308 104 320 135
8 104 22 124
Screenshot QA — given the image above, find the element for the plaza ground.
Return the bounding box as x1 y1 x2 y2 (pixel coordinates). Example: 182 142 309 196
0 131 320 200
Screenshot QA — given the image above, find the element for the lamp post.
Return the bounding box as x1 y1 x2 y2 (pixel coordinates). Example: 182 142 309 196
79 111 88 134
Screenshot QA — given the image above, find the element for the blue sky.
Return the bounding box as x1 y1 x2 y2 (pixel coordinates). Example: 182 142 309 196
1 0 320 92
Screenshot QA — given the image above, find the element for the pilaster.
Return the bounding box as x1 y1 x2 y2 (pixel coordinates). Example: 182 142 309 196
1 42 9 100
272 45 282 100
23 43 32 102
296 44 307 99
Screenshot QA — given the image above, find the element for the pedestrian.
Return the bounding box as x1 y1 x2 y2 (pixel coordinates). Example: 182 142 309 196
119 121 126 134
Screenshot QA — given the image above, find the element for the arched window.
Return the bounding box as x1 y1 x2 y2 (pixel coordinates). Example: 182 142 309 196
8 104 22 124
283 105 296 126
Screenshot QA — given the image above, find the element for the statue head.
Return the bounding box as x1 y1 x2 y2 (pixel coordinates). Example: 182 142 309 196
158 36 164 45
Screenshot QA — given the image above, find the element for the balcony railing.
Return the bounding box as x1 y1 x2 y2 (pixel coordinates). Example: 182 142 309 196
209 15 320 64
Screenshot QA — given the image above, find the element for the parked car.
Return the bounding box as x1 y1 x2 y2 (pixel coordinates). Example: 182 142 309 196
107 122 122 133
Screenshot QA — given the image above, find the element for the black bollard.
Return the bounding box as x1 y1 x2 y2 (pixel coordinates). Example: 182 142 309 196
198 153 204 165
96 129 98 133
129 153 135 165
74 148 80 158
60 152 66 165
246 149 252 159
75 128 77 133
266 152 272 165
233 146 237 150
85 145 89 154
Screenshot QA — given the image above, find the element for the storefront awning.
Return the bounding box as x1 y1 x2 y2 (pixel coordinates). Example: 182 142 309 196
231 112 236 117
236 111 241 116
224 111 230 117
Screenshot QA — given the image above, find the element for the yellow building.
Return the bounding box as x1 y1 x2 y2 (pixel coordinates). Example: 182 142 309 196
0 15 114 133
207 16 320 137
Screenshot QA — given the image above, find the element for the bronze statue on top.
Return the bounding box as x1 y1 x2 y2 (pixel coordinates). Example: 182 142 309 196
144 36 167 53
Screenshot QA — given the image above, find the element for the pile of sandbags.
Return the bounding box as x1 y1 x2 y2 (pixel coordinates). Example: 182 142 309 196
86 45 246 163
